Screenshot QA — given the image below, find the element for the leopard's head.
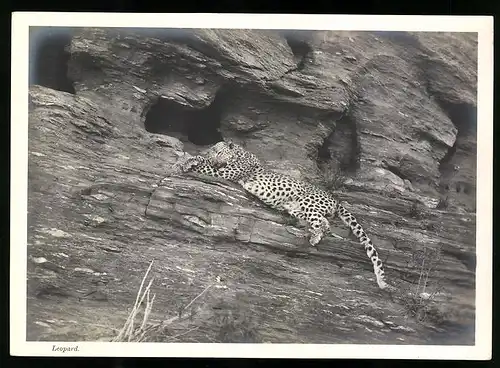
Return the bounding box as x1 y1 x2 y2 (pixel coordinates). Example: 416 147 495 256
205 140 247 168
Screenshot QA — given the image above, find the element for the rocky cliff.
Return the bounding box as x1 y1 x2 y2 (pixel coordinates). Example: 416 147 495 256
27 27 477 344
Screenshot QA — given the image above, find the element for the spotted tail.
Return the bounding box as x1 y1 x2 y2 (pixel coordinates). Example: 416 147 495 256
335 203 389 289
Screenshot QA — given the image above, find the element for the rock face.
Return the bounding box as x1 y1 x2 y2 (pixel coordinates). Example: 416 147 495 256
27 27 477 345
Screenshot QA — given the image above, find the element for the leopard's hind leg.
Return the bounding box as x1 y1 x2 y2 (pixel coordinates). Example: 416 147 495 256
283 199 331 246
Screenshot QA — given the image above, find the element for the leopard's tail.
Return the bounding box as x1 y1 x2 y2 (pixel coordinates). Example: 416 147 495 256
335 202 389 290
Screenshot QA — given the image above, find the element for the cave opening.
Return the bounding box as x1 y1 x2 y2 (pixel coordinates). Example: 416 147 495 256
29 27 76 94
283 34 313 71
144 88 231 146
440 101 477 137
438 101 477 173
436 100 477 206
316 115 360 176
317 137 332 164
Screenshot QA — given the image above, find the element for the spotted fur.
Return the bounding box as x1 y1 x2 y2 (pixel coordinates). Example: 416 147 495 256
179 140 390 290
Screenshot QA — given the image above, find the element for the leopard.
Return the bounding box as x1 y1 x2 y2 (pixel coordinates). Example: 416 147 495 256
177 140 391 290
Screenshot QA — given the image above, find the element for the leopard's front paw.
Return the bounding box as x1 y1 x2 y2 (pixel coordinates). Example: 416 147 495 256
173 155 205 173
181 157 203 172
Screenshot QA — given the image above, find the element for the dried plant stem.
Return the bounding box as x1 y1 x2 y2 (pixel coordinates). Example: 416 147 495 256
114 260 155 342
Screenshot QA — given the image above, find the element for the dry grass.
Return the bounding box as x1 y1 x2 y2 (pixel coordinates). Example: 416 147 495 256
112 262 263 343
113 260 156 342
400 244 447 324
408 201 429 220
436 195 450 209
213 309 262 343
112 261 217 343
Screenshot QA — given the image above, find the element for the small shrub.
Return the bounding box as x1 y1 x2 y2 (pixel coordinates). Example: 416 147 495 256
213 309 262 343
401 244 445 324
113 261 218 343
408 201 427 219
436 195 450 209
400 289 449 325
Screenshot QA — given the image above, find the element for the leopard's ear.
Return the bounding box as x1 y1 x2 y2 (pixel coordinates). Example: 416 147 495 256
227 140 234 149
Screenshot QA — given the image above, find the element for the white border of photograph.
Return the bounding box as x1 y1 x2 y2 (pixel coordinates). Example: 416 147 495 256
10 12 494 359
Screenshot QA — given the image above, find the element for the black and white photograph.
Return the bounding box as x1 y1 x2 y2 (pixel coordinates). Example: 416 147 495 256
10 13 493 359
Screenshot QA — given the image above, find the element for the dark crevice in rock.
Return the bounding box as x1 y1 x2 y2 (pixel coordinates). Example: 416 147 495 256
29 27 76 94
316 114 360 176
440 101 477 137
143 87 241 146
349 118 362 173
434 100 477 212
317 135 332 164
384 163 411 181
283 33 314 71
437 101 477 175
341 114 361 173
372 31 423 51
438 140 458 175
